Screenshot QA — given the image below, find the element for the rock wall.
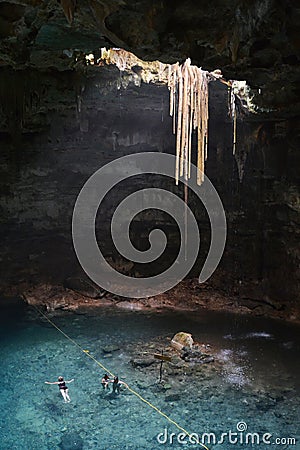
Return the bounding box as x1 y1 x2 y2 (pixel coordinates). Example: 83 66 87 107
0 1 299 115
0 65 299 312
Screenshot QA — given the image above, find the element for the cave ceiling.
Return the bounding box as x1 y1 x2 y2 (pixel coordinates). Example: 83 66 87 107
0 0 299 114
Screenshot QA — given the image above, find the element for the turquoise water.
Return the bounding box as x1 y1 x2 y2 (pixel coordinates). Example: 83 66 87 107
0 301 299 450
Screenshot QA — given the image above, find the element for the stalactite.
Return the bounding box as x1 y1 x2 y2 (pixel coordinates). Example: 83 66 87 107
234 148 247 182
73 72 86 132
229 86 237 155
61 0 76 24
228 83 250 183
233 112 237 155
88 0 127 49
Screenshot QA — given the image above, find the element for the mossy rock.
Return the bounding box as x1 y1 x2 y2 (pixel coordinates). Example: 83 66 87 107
171 332 194 351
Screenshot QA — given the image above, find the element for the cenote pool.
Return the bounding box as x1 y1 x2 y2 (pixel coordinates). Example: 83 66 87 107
0 301 299 450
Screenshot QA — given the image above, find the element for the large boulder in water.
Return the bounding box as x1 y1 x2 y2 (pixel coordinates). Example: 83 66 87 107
60 432 84 450
171 332 194 351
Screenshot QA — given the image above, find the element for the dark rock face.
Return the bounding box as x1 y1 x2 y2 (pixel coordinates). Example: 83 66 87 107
0 1 299 316
0 1 299 114
64 277 105 298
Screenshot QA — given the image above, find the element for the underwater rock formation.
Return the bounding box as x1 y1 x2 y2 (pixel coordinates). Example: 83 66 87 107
60 432 84 450
171 332 194 351
0 0 299 319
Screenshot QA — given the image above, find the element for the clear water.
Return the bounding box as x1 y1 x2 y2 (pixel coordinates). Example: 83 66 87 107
0 301 299 450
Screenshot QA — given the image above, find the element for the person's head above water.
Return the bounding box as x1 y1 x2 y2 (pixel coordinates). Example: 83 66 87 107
58 376 64 381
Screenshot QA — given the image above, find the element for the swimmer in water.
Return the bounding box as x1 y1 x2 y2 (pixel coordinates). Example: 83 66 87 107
45 376 74 403
110 375 128 395
101 373 110 390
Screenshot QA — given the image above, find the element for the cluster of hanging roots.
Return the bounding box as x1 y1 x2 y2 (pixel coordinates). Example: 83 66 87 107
100 48 232 186
167 58 210 185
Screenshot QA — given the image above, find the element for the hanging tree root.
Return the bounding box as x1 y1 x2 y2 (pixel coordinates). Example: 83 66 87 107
99 48 245 185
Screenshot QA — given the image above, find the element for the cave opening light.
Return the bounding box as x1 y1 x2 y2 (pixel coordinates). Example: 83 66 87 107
86 47 253 185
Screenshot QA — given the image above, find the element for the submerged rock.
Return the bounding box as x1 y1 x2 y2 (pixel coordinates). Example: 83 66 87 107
181 348 214 364
171 332 194 351
102 345 120 353
165 393 181 402
130 357 156 368
60 432 84 450
135 380 154 390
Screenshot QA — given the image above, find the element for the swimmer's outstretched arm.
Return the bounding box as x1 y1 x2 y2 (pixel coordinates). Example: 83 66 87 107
108 379 127 386
45 379 74 384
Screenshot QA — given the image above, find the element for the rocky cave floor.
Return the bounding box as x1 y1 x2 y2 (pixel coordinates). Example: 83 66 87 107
2 276 298 324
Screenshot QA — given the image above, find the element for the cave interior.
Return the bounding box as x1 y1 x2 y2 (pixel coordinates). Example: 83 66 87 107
0 0 299 321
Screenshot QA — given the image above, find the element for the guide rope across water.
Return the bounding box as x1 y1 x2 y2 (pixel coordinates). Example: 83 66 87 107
33 305 209 450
